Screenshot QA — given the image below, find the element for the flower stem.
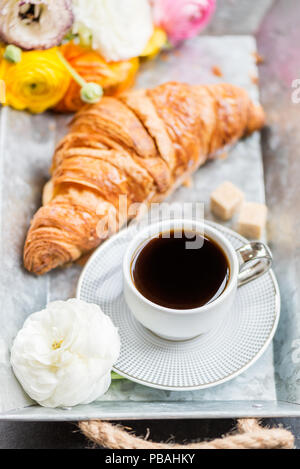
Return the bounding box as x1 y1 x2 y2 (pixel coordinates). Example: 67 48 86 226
56 49 86 87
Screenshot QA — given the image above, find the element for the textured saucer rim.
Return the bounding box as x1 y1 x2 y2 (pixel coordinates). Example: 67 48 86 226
77 221 280 391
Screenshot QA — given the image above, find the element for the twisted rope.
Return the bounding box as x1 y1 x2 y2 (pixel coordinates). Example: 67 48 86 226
79 418 294 449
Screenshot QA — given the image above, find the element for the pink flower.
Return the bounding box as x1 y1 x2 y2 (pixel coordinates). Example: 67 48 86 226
151 0 216 45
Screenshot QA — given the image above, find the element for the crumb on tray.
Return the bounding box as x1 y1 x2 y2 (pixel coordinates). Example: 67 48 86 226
250 73 259 85
182 177 193 188
252 51 265 65
237 202 267 239
211 65 223 77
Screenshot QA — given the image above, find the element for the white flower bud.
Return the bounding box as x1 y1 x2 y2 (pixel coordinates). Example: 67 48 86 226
11 299 120 408
80 82 103 104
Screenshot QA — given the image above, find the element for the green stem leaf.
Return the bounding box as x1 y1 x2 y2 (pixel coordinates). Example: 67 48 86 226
56 49 86 87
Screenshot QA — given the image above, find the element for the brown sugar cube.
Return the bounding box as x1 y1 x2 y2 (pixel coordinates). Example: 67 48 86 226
210 181 244 221
237 202 267 239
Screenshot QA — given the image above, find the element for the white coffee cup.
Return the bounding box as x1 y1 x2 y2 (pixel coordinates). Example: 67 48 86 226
123 219 272 341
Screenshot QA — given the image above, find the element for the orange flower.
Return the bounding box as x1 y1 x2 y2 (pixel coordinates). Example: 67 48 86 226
55 42 139 112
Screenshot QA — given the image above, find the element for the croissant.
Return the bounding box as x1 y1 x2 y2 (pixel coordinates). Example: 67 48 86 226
24 82 265 274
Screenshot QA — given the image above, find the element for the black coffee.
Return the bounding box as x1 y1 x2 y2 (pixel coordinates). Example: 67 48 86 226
131 229 229 309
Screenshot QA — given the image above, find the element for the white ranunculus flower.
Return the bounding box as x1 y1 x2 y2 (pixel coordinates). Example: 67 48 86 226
11 299 120 408
72 0 153 61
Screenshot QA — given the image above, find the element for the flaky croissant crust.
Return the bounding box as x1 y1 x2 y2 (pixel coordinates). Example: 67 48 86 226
24 82 265 274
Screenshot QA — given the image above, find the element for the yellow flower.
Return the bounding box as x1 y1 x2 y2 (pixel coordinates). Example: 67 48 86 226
0 47 71 113
140 27 167 59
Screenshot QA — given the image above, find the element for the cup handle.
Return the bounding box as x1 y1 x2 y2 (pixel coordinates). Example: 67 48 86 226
236 242 273 287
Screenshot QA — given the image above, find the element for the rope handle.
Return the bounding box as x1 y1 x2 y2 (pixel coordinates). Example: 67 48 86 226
79 418 294 449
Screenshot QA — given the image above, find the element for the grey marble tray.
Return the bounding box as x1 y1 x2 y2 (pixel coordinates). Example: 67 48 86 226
1 36 299 420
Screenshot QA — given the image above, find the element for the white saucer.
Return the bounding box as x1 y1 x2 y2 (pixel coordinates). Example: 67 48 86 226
77 221 280 391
